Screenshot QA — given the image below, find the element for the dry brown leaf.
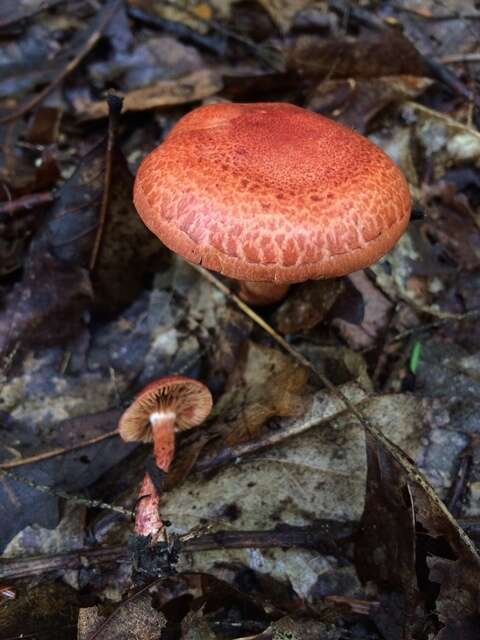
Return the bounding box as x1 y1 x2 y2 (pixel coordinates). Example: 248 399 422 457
236 615 342 639
274 279 344 334
332 271 393 350
76 69 222 119
215 341 308 448
181 607 216 639
289 31 427 80
258 0 310 32
355 425 480 638
77 590 167 640
307 75 433 133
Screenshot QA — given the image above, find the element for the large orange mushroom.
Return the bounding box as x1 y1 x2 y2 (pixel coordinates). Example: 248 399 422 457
133 102 411 304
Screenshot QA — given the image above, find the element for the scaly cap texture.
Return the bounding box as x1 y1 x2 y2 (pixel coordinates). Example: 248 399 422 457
134 102 411 283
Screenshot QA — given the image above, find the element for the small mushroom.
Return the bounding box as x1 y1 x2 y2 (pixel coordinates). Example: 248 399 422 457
119 376 212 542
133 102 411 304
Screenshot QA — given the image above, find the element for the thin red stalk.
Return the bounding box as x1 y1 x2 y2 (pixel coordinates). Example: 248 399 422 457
134 413 175 541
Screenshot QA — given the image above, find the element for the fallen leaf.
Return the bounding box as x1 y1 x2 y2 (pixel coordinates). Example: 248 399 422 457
77 589 166 640
354 415 480 638
76 69 223 119
0 582 86 640
354 433 419 639
258 0 310 33
167 392 425 601
274 279 345 334
332 271 393 350
289 31 427 80
181 606 216 639
307 75 432 133
0 252 93 359
0 0 63 28
0 410 133 552
212 341 308 449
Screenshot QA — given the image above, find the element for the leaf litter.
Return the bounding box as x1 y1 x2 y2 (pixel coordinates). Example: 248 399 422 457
1 0 480 638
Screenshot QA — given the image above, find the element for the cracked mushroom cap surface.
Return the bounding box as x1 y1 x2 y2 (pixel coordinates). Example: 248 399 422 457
119 376 213 443
133 102 411 284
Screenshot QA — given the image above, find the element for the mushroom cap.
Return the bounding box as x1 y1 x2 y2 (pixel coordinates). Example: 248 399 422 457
119 375 213 443
134 102 411 284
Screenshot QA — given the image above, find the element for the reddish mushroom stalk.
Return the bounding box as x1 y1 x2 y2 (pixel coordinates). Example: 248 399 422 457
238 281 290 305
135 411 176 541
119 376 212 543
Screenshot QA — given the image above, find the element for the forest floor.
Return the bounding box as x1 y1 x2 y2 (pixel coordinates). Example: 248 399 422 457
1 1 480 639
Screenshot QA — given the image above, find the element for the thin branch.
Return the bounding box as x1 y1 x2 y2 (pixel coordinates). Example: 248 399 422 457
0 429 119 470
0 0 67 29
0 522 354 581
195 383 369 472
0 191 55 217
0 467 134 517
160 0 283 71
89 94 123 271
0 0 123 124
439 53 480 64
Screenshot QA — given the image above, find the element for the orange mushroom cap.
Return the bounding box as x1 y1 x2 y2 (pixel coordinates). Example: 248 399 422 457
134 102 411 284
119 376 213 443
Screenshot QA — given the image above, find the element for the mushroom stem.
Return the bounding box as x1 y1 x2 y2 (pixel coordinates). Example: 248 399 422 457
238 280 290 305
135 412 176 541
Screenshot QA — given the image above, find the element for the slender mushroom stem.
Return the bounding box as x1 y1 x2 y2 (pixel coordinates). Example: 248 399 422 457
135 412 176 541
238 281 290 305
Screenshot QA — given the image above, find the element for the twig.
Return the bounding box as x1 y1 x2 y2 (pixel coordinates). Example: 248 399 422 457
0 429 119 470
126 6 226 56
89 94 123 272
328 0 480 107
0 468 134 518
0 0 122 124
0 0 67 29
0 191 55 217
0 522 354 580
160 0 283 71
189 263 480 562
195 383 368 472
389 309 480 344
448 447 473 517
439 53 480 64
391 4 480 21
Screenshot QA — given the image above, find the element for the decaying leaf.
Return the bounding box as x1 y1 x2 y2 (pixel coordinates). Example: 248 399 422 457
0 582 84 640
307 75 432 133
77 589 167 640
0 410 131 553
212 341 308 449
274 279 344 334
258 0 310 32
0 252 93 359
355 425 480 638
77 69 223 119
332 271 393 350
181 606 216 639
289 30 427 80
354 433 419 639
0 0 62 28
165 393 425 600
237 615 342 639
